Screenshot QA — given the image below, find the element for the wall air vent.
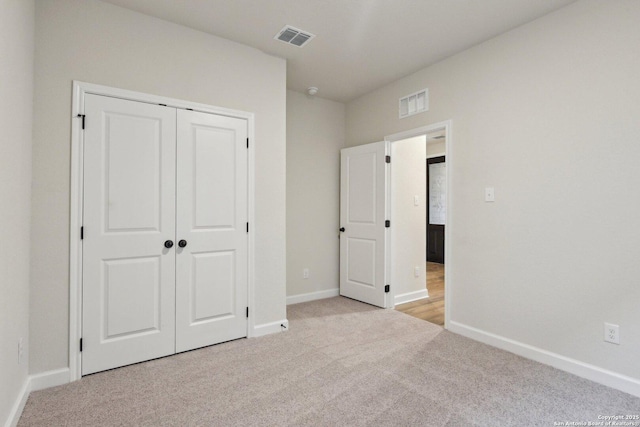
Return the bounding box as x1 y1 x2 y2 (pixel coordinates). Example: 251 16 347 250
274 25 315 48
399 89 429 119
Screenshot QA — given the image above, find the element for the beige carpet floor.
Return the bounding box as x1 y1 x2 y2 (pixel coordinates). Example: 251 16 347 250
19 297 640 426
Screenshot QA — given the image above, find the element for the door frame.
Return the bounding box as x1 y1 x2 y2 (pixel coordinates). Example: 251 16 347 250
385 120 453 329
69 81 256 381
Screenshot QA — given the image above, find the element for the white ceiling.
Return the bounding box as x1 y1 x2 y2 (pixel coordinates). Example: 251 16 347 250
100 0 577 103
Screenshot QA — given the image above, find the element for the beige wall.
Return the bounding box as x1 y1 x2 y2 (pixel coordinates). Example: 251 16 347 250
0 0 34 423
427 140 445 157
347 0 640 381
31 0 286 374
286 90 345 299
391 136 427 300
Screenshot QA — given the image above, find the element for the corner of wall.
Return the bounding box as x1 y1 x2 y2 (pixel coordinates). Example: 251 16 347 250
1 0 34 425
285 91 346 301
4 379 30 427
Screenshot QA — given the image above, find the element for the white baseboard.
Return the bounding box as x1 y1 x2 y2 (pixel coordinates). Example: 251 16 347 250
5 367 70 427
449 321 640 398
286 288 339 305
394 289 429 305
5 379 29 427
29 368 70 392
251 319 289 337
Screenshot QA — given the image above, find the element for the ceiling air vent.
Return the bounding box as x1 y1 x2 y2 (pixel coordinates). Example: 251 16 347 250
399 89 429 119
274 25 315 48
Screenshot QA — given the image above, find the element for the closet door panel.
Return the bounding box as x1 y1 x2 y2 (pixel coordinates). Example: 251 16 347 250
82 95 176 375
175 109 248 352
192 129 237 228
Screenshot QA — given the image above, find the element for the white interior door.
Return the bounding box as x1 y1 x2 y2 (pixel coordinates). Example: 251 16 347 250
82 94 177 375
175 110 248 352
339 141 389 308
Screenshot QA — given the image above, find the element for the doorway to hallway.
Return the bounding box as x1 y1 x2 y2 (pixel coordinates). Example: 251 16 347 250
387 122 450 328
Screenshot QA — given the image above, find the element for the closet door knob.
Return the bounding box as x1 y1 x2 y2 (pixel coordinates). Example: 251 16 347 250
339 227 345 232
178 240 187 248
164 240 174 248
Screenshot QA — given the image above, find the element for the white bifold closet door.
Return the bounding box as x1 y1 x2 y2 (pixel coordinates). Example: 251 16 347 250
82 94 247 375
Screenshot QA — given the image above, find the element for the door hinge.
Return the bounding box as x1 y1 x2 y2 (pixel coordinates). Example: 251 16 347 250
77 114 85 130
385 155 391 164
246 222 249 233
246 307 249 318
385 220 390 228
246 137 249 148
385 285 390 293
79 338 83 352
80 226 84 240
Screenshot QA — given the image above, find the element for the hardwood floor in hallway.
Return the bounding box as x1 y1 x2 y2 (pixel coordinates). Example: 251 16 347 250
395 262 444 326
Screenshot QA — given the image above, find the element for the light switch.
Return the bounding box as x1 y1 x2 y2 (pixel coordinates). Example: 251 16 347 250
485 187 495 202
414 195 419 206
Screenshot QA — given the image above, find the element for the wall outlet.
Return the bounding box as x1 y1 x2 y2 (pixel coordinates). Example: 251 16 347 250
303 268 309 279
18 337 24 364
604 323 620 345
485 187 495 202
414 266 420 277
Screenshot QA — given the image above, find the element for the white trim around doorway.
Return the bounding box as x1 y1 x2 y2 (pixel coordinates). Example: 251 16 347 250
69 81 256 381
